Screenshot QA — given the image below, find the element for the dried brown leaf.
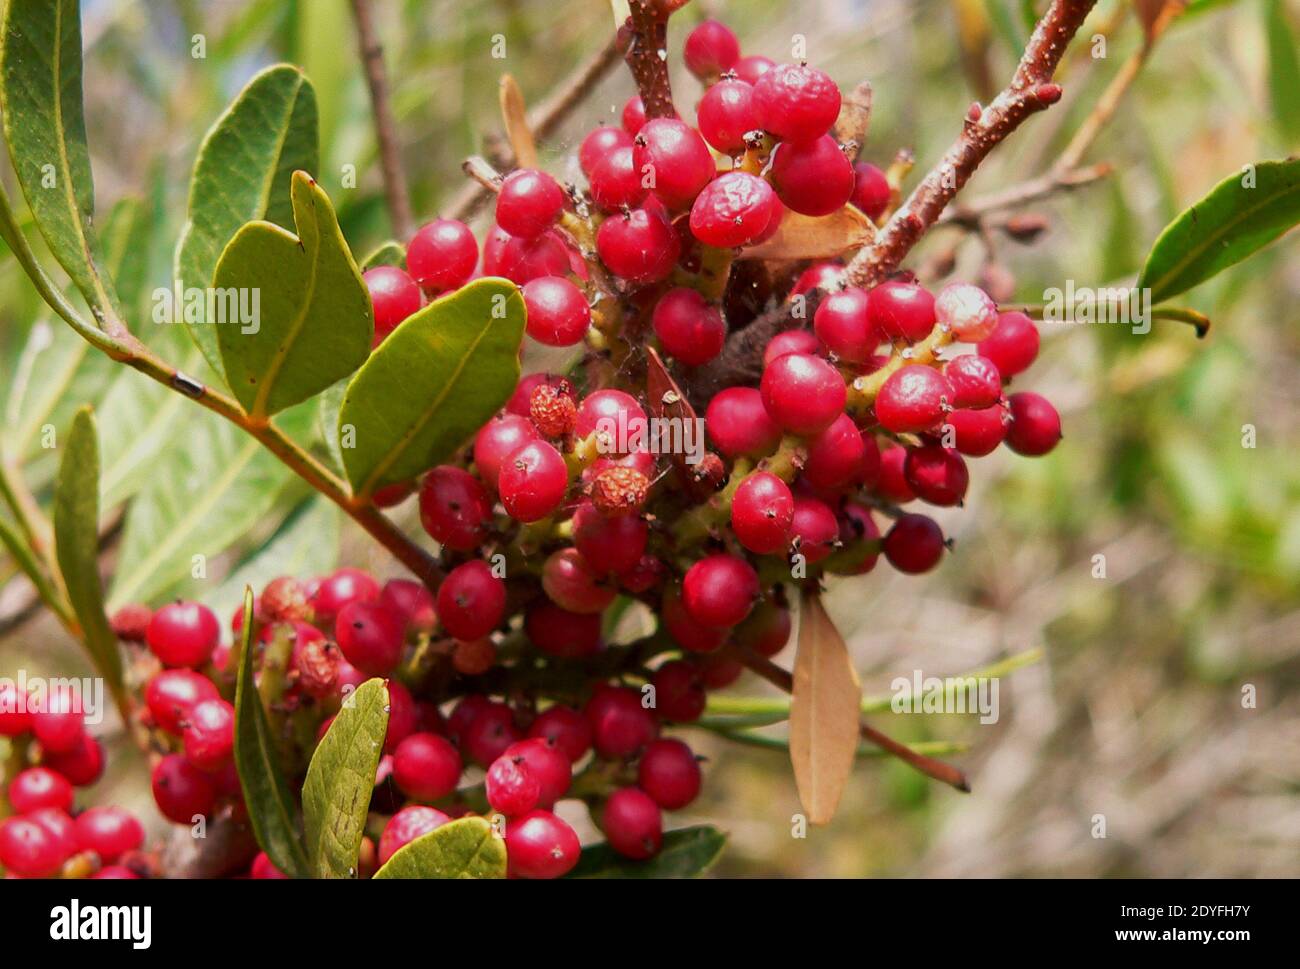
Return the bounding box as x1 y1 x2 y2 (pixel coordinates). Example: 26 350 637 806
499 75 537 169
744 206 875 262
834 80 873 159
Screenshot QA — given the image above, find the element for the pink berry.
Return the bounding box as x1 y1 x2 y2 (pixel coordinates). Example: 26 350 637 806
460 702 523 767
874 365 953 433
8 767 73 814
407 219 477 293
731 471 794 554
771 135 854 216
735 54 775 85
683 554 759 628
380 578 437 636
522 276 591 347
804 412 868 489
790 495 839 563
0 814 73 877
585 685 658 758
596 206 681 284
903 444 969 506
181 697 235 771
588 145 648 210
503 737 571 807
364 266 421 345
735 597 793 655
602 787 662 859
696 78 759 154
650 660 707 722
41 734 104 787
0 682 32 737
1005 392 1061 456
683 19 740 78
335 600 405 677
883 513 946 574
147 601 220 669
875 444 917 502
474 414 538 491
498 440 569 522
637 738 701 809
525 601 603 659
436 561 506 641
633 118 717 210
705 387 782 459
392 732 462 801
760 352 846 435
575 388 647 442
418 465 492 549
486 753 542 816
814 286 877 363
542 548 617 614
763 328 820 366
250 852 289 879
934 282 999 341
752 63 842 144
74 807 144 863
378 805 450 864
483 225 572 284
496 169 565 238
311 567 380 622
867 280 936 343
978 311 1040 378
947 403 1009 456
850 162 890 219
528 706 593 764
31 690 86 754
652 287 726 365
580 125 633 175
689 171 778 248
944 354 1003 409
791 262 844 296
505 809 580 879
622 95 647 135
151 754 216 824
572 501 648 575
662 586 726 653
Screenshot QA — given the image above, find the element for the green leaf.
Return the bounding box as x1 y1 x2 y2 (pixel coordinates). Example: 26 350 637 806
213 171 372 418
52 408 122 692
566 826 727 879
360 241 406 271
372 817 507 879
0 0 123 319
1264 0 1300 143
302 677 388 878
1137 159 1300 305
0 517 69 626
338 278 525 498
233 587 309 878
174 64 319 376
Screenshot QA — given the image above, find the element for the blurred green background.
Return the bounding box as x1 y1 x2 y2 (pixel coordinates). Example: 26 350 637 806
1 0 1297 876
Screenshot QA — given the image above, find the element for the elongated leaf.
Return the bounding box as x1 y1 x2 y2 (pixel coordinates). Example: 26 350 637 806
233 587 309 878
214 172 372 418
1137 159 1300 304
0 0 122 318
745 206 875 261
789 589 861 825
174 64 319 376
52 409 122 691
302 678 388 878
566 826 726 878
1264 0 1300 143
338 278 524 498
0 517 67 624
372 817 507 879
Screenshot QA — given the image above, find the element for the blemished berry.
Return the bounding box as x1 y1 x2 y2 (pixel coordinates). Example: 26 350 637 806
579 125 633 175
760 351 847 435
805 413 869 490
525 601 603 659
0 814 74 878
763 327 820 365
1005 392 1062 456
590 465 650 516
662 585 726 653
790 495 840 563
814 286 877 363
530 382 579 438
736 53 776 85
652 287 727 365
883 513 946 574
633 118 716 210
731 471 795 555
874 364 953 433
603 787 663 860
572 501 648 575
683 19 740 78
867 280 936 344
380 578 437 636
689 171 778 249
588 145 648 210
735 597 793 656
622 95 647 135
8 767 73 814
508 372 573 417
522 276 591 347
261 576 312 624
505 809 581 879
528 706 593 763
650 660 707 722
638 738 702 809
696 78 759 154
41 734 104 787
836 502 882 575
474 414 538 491
437 561 507 641
31 691 85 754
947 403 1009 456
683 554 759 628
705 387 782 459
752 63 842 144
575 388 647 442
542 548 617 614
770 135 854 216
978 311 1040 378
496 168 566 238
461 702 524 767
290 624 339 698
250 852 289 879
181 698 235 771
503 738 572 807
850 162 891 220
147 600 220 669
335 600 405 676
944 354 1003 409
418 465 492 549
904 444 970 506
585 686 659 758
151 754 216 824
790 261 844 297
0 682 33 736
498 440 569 522
109 603 152 642
379 806 451 865
407 219 477 293
363 266 421 345
74 807 144 864
934 282 999 341
483 225 573 284
595 206 681 284
310 567 381 622
392 732 462 802
486 754 541 816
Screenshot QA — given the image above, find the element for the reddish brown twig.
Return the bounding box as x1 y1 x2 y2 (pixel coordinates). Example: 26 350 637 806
619 0 677 120
350 0 414 241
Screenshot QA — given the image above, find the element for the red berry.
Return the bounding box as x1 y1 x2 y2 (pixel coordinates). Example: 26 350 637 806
525 601 603 659
596 206 681 284
530 383 579 438
418 465 492 549
662 585 726 653
522 276 591 347
407 219 477 293
0 682 32 737
575 388 648 442
760 352 846 435
602 787 662 859
31 689 86 754
147 601 220 669
735 597 792 655
735 54 775 85
585 685 658 758
790 261 844 297
151 754 216 823
622 95 647 135
496 169 565 238
503 737 571 807
580 125 633 175
944 354 1003 409
93 864 140 879
0 814 73 877
181 697 235 771
790 494 839 563
650 660 707 722
311 567 380 622
857 428 883 487
867 280 936 343
460 702 523 767
380 578 437 636
978 311 1040 378
874 364 953 433
110 603 152 642
528 706 592 763
705 387 781 459
250 852 289 879
391 733 461 801
694 652 744 689
875 444 915 500
1005 392 1062 456
934 282 999 341
883 513 946 573
850 162 890 220
689 171 778 248
378 805 450 865
437 561 506 641
763 327 820 365
804 412 868 489
41 734 103 787
683 554 759 628
770 135 854 216
335 600 404 676
542 548 616 614
498 440 568 522
638 738 701 809
753 63 841 144
652 287 726 365
473 414 538 491
814 286 877 363
8 767 73 814
74 807 144 864
483 225 573 284
382 679 417 755
588 144 648 210
363 266 421 345
947 403 1009 456
446 694 492 746
696 78 759 154
572 501 648 575
634 119 716 210
505 809 580 879
683 19 740 78
903 444 969 506
486 754 541 816
731 471 794 555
